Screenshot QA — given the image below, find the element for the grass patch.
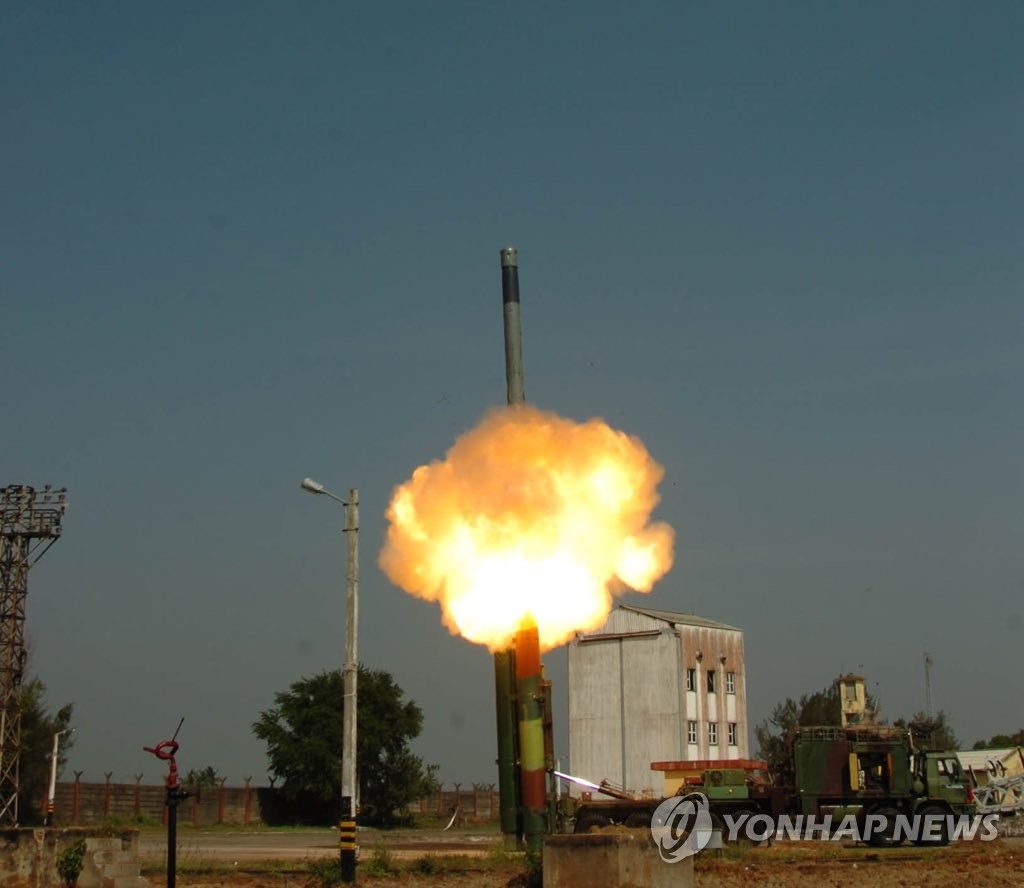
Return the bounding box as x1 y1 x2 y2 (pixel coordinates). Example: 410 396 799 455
694 839 957 869
485 842 520 867
362 848 398 877
307 858 350 887
143 849 533 882
142 858 225 877
406 853 483 874
144 858 305 878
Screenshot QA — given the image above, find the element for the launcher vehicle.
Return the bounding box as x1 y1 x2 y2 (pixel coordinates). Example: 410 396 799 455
564 724 974 846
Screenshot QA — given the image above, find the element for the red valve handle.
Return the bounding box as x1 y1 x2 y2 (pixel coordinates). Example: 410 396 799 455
143 740 179 761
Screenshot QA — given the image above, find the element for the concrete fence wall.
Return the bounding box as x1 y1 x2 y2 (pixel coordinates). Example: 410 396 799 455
50 778 262 826
405 785 500 822
48 779 499 825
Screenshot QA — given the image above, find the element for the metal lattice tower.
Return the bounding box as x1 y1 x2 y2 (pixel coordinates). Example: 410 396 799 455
0 484 67 825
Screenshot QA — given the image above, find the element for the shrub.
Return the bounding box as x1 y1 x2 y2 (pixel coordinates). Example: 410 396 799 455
306 858 342 888
363 848 397 876
55 838 87 888
411 854 439 874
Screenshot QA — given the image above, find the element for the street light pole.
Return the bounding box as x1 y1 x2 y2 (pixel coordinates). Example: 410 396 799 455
45 727 74 826
341 487 359 882
301 478 359 883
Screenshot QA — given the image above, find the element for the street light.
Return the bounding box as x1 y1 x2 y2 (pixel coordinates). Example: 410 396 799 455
301 478 359 883
46 727 75 826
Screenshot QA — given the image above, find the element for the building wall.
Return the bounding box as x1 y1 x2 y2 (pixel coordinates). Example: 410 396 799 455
675 623 749 762
622 631 684 796
567 628 683 796
568 607 748 798
568 631 626 789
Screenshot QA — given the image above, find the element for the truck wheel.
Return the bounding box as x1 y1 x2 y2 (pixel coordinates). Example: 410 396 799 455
624 811 652 829
865 806 902 847
913 806 950 847
574 813 611 834
726 809 763 847
709 812 727 839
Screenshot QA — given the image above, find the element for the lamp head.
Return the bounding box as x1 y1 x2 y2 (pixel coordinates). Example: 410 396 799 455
301 478 325 495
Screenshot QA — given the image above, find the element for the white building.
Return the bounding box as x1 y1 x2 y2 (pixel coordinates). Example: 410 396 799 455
567 604 749 798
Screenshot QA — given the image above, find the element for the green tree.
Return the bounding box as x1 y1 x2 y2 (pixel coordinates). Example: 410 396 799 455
972 729 1024 750
184 766 221 788
253 666 438 826
18 677 74 825
893 711 960 750
754 683 842 777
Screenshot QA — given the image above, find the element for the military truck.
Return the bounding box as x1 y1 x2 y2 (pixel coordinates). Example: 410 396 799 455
567 724 975 846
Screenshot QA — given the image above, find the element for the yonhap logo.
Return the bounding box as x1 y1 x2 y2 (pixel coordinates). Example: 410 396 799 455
650 792 714 863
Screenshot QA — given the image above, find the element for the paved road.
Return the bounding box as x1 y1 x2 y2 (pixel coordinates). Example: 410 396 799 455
140 828 503 862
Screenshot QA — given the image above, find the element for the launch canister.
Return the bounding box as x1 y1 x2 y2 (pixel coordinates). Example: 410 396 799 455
495 246 525 839
501 246 525 406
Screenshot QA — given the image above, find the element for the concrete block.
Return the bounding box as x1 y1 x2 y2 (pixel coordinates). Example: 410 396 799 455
543 831 694 888
98 859 139 877
0 828 143 888
86 837 124 851
91 850 129 864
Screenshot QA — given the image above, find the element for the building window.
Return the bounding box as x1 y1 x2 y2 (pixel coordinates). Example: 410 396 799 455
687 721 698 744
685 668 696 691
728 722 738 746
709 723 718 745
726 671 736 694
707 669 716 694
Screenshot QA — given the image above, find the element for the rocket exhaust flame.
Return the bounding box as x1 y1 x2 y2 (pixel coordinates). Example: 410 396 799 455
380 404 675 652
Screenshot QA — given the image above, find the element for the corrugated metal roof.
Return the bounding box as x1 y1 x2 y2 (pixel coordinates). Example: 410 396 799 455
582 607 661 637
578 604 740 639
619 604 740 632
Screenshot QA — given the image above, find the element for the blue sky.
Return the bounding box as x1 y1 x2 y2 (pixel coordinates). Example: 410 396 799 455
3 1 1021 788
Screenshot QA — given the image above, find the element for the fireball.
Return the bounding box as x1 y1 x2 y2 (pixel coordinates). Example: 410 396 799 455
380 405 675 651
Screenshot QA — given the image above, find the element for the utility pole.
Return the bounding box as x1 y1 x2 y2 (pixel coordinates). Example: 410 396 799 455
0 485 67 825
924 651 933 718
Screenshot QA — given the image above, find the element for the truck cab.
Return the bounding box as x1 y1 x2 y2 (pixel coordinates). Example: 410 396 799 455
913 750 974 812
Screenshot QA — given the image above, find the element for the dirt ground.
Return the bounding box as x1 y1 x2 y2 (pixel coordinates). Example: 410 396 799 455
143 837 1023 887
147 876 512 888
695 839 1022 888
